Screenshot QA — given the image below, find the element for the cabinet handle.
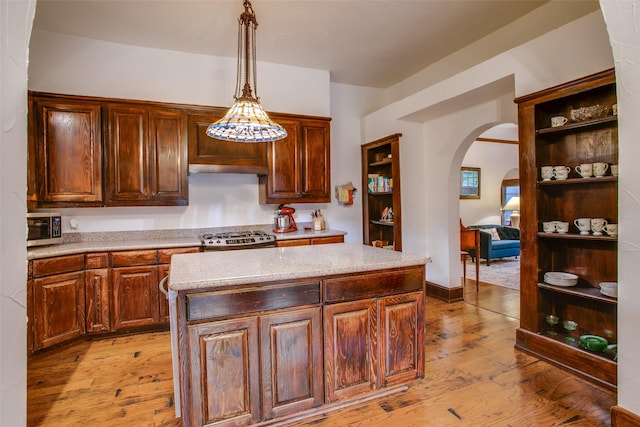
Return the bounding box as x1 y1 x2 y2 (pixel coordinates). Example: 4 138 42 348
159 276 169 299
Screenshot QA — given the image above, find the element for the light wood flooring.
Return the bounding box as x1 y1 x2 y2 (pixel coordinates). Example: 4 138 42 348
28 283 616 426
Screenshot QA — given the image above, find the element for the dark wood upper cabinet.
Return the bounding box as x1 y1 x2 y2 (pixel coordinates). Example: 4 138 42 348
187 107 268 174
29 92 188 207
28 95 103 207
259 115 331 204
28 92 331 207
105 103 188 206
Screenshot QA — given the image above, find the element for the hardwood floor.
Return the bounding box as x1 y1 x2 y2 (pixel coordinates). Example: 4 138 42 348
28 287 616 426
463 277 521 320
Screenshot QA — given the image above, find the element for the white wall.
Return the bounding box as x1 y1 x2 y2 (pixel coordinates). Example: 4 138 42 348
600 0 640 417
1 2 34 425
460 141 519 226
328 82 386 243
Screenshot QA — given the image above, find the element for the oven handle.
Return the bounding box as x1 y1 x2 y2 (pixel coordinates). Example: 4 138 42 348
159 276 169 299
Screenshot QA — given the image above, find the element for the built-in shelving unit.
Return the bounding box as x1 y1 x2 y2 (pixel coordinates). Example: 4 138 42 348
361 134 402 251
515 69 618 389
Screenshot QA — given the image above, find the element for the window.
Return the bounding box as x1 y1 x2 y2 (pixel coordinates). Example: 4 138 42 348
460 167 480 199
501 179 520 225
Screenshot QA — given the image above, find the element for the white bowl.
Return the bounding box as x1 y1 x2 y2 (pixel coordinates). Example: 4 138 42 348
599 282 618 298
599 281 618 290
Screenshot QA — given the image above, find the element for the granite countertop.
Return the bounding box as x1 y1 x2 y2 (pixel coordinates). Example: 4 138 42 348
26 223 347 260
168 243 430 291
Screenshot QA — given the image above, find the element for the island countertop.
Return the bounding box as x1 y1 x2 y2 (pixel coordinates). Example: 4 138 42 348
169 243 429 291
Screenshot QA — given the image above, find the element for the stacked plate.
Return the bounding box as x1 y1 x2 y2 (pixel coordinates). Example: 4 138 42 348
599 282 618 298
544 272 578 287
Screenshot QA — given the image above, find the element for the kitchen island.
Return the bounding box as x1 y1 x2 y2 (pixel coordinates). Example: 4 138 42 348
168 243 428 427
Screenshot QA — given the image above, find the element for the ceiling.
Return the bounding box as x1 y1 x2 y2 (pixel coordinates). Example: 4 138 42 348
32 0 600 89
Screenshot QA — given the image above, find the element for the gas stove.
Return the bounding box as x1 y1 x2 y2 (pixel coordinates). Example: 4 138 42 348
200 230 277 251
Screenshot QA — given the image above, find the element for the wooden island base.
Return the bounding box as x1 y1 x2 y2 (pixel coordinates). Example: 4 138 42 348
168 244 427 427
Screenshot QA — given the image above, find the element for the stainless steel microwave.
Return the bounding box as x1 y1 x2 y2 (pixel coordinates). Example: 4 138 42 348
27 212 63 247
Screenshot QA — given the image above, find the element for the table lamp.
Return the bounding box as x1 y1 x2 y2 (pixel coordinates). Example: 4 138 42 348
503 196 521 228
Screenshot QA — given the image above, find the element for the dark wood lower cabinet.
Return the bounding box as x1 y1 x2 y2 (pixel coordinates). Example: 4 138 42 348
32 271 86 351
323 291 425 402
379 292 425 386
85 268 110 333
112 266 159 330
185 307 323 427
260 308 324 419
187 317 261 427
324 299 378 402
176 265 426 427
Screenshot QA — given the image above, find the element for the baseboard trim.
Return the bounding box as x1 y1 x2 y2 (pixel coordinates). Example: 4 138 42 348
611 405 640 427
425 281 464 302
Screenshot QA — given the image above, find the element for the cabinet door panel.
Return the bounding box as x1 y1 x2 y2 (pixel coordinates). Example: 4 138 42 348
187 318 260 426
107 105 150 202
112 266 159 330
379 292 424 386
260 308 323 419
149 108 188 204
300 122 330 200
324 299 377 402
32 271 86 350
85 268 111 333
30 98 103 205
265 120 300 199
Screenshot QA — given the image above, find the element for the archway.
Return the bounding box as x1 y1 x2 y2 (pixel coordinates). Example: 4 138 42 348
455 123 519 300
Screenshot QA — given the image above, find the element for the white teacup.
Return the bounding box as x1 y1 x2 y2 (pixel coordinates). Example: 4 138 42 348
542 221 556 233
551 116 568 127
593 162 609 177
590 218 608 236
541 166 554 181
553 166 570 180
611 164 618 177
556 222 570 234
574 218 591 235
575 163 593 178
604 223 618 237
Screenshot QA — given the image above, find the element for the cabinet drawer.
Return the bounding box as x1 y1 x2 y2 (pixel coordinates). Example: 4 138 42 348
311 235 344 245
276 239 310 247
158 247 200 264
324 267 424 303
85 252 109 269
32 254 85 278
110 250 157 267
186 281 321 322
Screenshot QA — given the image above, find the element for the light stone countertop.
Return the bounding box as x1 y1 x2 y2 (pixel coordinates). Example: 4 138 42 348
26 224 346 260
168 243 430 291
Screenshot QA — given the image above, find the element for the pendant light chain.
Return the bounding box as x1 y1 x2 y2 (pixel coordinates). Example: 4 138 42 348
251 19 258 100
206 0 288 143
234 17 242 100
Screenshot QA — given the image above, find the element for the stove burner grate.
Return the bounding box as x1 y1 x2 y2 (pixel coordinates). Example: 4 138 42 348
200 230 277 250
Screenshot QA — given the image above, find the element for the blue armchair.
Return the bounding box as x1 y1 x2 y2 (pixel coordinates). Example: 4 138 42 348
468 224 520 265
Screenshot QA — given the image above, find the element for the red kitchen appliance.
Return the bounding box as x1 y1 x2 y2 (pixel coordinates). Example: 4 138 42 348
273 204 297 233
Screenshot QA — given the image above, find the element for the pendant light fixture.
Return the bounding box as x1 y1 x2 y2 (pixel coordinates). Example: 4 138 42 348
206 0 287 143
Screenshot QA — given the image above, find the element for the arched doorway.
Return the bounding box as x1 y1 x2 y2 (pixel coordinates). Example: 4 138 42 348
457 124 520 311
